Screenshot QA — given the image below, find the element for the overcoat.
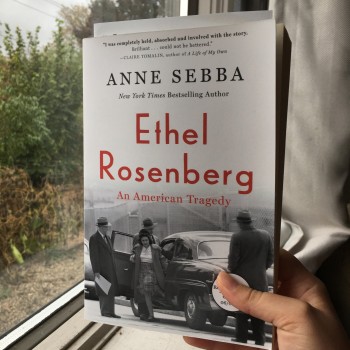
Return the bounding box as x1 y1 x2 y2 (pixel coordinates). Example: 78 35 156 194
89 231 118 296
228 225 273 292
133 245 165 297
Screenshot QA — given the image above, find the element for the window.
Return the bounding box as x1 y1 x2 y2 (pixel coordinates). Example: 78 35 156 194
1 0 272 346
0 0 181 340
161 240 176 260
111 231 133 253
174 240 193 260
197 240 230 259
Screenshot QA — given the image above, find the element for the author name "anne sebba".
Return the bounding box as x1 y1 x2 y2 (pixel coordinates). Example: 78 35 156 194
106 67 244 86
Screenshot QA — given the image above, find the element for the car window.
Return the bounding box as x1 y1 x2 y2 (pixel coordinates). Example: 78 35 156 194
174 240 193 260
197 241 230 259
161 241 175 260
112 232 133 253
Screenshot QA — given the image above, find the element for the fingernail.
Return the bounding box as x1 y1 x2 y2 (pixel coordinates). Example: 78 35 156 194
217 271 239 291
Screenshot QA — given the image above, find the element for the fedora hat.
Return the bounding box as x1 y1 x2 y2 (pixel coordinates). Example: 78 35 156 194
234 210 255 223
142 218 157 229
96 217 111 227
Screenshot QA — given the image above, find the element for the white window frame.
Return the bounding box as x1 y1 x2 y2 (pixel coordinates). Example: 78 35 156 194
0 283 84 349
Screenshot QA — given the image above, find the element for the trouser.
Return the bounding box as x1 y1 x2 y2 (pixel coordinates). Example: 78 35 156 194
235 312 266 346
97 282 116 316
99 293 115 315
138 300 150 318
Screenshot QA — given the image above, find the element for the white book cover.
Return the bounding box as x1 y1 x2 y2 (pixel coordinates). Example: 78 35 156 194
84 13 276 349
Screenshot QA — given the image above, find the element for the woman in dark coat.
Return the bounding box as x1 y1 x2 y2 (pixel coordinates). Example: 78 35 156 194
134 229 166 321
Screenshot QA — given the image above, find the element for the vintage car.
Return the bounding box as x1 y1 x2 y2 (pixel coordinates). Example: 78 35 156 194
84 238 98 300
112 230 234 330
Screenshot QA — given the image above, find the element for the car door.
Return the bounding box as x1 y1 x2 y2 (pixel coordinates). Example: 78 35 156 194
163 239 194 304
111 231 134 297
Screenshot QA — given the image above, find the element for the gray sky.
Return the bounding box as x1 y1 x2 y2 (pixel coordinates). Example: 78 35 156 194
0 0 187 47
1 0 89 46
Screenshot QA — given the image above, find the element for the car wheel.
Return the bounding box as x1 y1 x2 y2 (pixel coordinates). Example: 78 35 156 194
130 297 140 317
207 311 227 326
184 292 207 330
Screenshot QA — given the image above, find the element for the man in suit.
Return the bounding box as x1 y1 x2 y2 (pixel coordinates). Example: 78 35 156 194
132 217 160 247
228 210 273 346
89 217 121 318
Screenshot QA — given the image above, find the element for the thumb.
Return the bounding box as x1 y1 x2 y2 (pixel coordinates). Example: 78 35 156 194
216 271 302 329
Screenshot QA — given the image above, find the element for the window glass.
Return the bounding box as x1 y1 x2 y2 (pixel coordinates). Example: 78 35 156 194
0 0 180 337
161 240 176 260
112 232 133 253
174 240 192 259
197 240 230 259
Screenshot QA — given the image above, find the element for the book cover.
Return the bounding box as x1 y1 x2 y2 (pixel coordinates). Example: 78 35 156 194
84 13 276 349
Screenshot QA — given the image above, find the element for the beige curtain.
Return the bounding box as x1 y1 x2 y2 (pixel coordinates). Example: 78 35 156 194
273 0 350 271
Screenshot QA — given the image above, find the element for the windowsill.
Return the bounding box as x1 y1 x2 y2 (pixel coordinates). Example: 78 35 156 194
0 282 84 350
0 280 196 349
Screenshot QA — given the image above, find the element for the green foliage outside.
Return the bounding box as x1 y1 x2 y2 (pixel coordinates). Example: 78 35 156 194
0 0 168 266
0 21 83 185
0 20 83 265
60 0 167 45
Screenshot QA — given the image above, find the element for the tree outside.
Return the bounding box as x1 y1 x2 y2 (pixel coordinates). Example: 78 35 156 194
60 0 168 46
0 0 178 336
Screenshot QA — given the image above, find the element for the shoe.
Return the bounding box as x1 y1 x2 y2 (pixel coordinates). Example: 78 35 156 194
102 313 121 318
146 316 158 322
235 339 247 344
140 314 148 321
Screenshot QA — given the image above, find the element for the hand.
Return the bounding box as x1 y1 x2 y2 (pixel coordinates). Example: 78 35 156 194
94 273 100 279
152 244 162 251
184 250 350 350
130 254 135 263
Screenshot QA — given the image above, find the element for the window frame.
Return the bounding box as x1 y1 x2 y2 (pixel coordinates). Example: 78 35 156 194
1 2 240 347
0 282 84 349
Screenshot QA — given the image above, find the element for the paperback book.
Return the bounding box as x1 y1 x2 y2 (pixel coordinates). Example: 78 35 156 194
83 11 290 349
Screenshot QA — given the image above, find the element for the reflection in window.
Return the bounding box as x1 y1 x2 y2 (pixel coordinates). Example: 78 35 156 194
0 0 180 337
112 231 133 253
162 241 175 260
175 241 193 259
197 241 230 260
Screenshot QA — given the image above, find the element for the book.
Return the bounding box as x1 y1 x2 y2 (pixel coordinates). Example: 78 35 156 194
83 11 290 349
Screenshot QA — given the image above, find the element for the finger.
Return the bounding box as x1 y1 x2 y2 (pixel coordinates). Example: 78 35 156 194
183 336 256 350
278 250 318 293
278 250 330 307
216 271 305 329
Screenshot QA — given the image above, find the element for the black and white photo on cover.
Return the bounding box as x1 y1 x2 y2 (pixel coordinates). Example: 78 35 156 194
84 199 274 348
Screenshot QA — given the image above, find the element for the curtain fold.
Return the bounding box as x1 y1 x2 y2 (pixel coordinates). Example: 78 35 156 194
273 0 350 271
